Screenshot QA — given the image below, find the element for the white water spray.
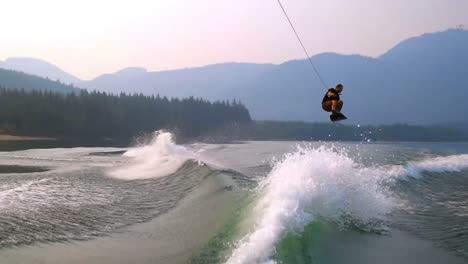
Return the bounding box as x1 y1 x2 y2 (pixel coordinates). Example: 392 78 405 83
404 154 468 178
109 132 195 180
226 146 468 264
226 145 395 264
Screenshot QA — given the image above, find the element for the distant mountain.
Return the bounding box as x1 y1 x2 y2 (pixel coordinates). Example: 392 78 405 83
0 68 80 93
82 28 468 124
79 63 276 101
4 29 467 125
245 29 468 124
0 57 82 85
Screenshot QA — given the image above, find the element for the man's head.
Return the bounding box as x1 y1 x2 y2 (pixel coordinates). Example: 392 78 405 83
335 84 343 93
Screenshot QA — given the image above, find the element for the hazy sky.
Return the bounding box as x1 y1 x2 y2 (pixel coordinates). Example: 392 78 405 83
1 0 467 80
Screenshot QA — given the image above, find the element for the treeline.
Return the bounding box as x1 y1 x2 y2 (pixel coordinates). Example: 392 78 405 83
0 87 464 143
0 88 251 139
203 121 467 142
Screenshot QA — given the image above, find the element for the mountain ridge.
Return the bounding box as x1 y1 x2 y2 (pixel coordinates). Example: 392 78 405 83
0 57 82 84
0 68 80 93
2 28 467 124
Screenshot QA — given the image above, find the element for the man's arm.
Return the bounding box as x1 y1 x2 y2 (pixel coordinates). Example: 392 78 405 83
327 90 336 97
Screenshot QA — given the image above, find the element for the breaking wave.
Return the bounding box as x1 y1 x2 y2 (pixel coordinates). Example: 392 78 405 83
226 146 468 264
109 132 198 180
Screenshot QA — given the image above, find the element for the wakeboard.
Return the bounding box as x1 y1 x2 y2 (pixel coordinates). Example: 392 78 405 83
330 112 347 122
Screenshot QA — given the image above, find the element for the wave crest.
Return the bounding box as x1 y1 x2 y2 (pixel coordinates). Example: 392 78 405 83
109 131 194 180
226 145 394 264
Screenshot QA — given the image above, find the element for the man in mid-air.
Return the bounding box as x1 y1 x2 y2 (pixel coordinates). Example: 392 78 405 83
322 84 346 122
322 83 343 114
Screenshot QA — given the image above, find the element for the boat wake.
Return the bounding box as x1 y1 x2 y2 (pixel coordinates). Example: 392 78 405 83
109 131 199 180
225 145 468 264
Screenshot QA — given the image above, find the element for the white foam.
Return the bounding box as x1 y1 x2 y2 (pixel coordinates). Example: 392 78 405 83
377 154 468 181
109 132 194 180
226 146 468 264
226 145 394 264
403 154 468 178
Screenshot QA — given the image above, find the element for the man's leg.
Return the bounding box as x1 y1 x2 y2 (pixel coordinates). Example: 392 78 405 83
336 100 343 112
331 100 343 113
322 101 332 112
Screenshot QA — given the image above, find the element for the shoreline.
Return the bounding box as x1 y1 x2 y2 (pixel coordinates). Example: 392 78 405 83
0 134 56 141
2 132 467 145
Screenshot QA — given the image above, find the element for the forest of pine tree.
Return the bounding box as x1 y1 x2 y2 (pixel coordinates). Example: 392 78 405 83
0 88 251 140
